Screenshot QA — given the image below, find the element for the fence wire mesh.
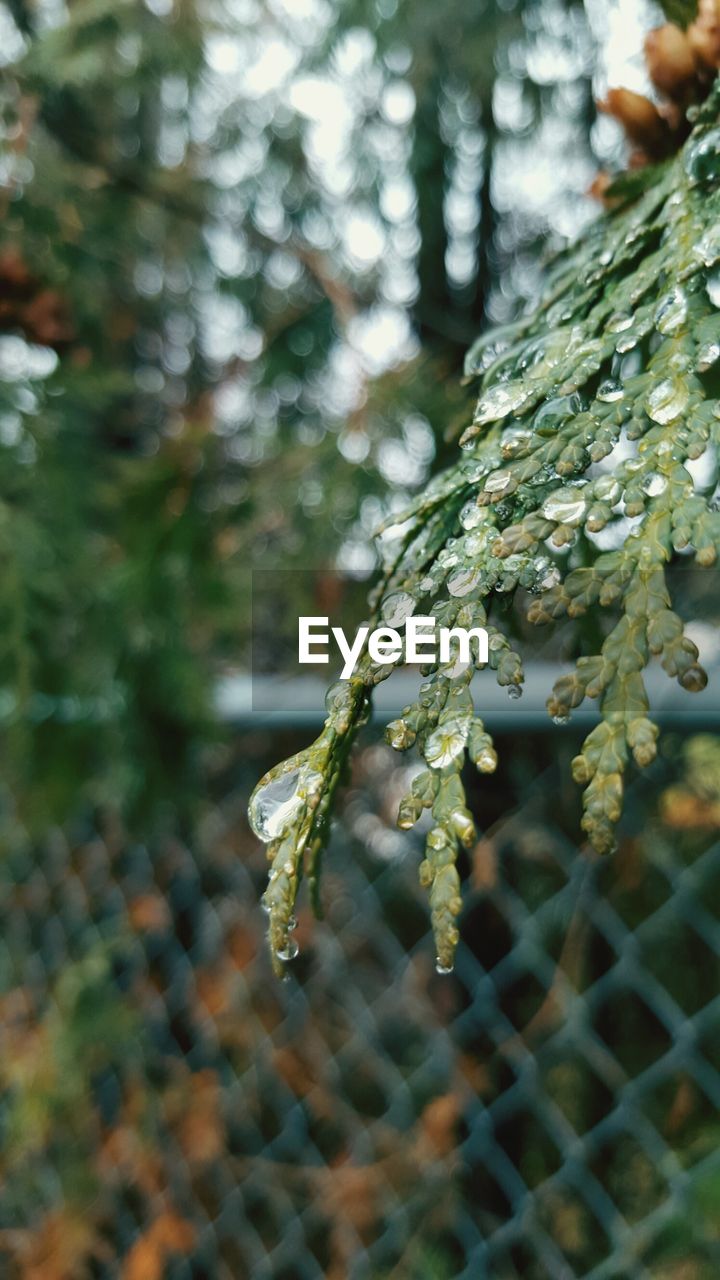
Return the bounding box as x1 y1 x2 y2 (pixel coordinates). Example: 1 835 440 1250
1 726 720 1279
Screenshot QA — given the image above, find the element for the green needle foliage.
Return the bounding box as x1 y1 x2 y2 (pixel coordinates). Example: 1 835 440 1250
250 83 720 977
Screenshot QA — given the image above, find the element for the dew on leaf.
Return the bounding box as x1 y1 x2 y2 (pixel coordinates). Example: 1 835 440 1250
459 500 483 530
694 225 720 268
249 767 307 842
277 938 300 962
684 127 720 186
381 591 416 626
474 380 530 426
596 379 623 403
654 287 688 335
447 568 480 597
645 378 688 425
424 720 469 768
542 490 587 524
641 472 668 497
484 470 513 494
707 271 720 308
696 341 720 371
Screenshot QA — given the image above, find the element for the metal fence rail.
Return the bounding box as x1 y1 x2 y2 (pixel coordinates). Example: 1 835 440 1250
1 728 719 1279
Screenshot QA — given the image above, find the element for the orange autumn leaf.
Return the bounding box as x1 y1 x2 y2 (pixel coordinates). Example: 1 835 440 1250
122 1211 195 1280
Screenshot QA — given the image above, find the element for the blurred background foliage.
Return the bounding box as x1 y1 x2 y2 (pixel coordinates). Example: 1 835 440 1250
0 0 617 823
3 1 720 1278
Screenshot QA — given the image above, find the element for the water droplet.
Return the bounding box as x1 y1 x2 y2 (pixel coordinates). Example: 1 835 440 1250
435 960 454 975
646 378 688 425
606 312 633 333
641 472 668 497
459 501 483 530
447 568 480 597
696 341 720 372
484 470 513 494
684 127 720 187
654 287 688 335
542 490 587 524
694 225 720 268
381 591 415 627
596 379 623 403
707 270 720 308
277 938 300 962
552 714 570 726
501 427 533 458
424 719 469 768
474 380 530 426
507 684 523 700
594 475 621 503
325 680 354 716
533 393 583 437
249 767 306 842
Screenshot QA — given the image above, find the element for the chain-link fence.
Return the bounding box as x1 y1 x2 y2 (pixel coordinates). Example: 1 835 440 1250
1 724 720 1279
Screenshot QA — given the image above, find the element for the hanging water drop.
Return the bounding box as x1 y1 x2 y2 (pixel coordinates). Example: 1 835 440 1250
249 767 306 842
507 683 523 700
435 959 454 975
277 938 300 962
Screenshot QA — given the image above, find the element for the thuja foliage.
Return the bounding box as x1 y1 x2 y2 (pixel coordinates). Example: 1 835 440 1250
250 84 720 977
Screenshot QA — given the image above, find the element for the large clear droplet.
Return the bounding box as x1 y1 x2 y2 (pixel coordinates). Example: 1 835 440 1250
424 720 469 769
435 959 454 975
654 287 688 335
474 380 530 426
542 490 587 524
249 768 305 842
646 378 688 425
381 591 415 627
